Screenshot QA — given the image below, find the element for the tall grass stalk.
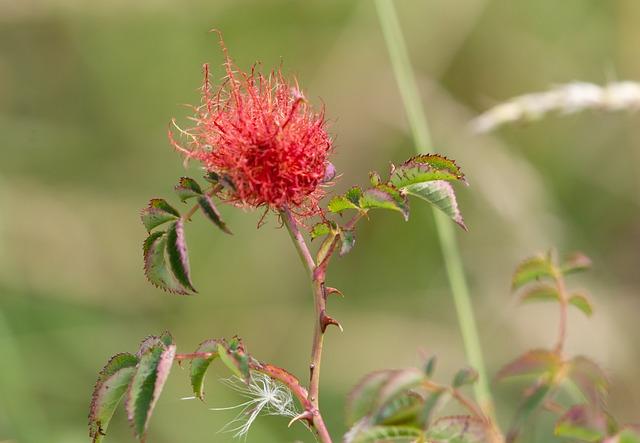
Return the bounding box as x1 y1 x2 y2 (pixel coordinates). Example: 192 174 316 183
374 0 494 415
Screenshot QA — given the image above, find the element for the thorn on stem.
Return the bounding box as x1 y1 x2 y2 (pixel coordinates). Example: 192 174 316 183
326 287 343 297
288 410 314 427
320 310 343 333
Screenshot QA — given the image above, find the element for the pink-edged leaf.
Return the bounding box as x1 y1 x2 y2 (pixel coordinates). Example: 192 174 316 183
197 195 232 234
142 231 191 295
512 254 555 290
403 154 466 181
89 353 139 443
518 284 560 304
140 199 180 232
555 404 609 442
390 155 465 189
125 341 176 442
346 370 395 426
166 219 196 293
190 339 220 400
373 368 424 411
496 349 561 381
568 356 609 406
561 252 592 275
569 292 594 316
360 184 409 221
405 180 467 230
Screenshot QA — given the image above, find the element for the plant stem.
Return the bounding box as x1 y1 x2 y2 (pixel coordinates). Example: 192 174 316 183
280 208 333 443
374 0 495 417
553 269 568 355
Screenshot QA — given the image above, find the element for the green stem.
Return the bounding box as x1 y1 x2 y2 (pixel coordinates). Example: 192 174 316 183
374 0 494 416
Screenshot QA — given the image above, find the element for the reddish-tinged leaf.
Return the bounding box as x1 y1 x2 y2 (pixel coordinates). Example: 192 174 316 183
555 404 609 442
174 177 203 202
374 368 424 411
89 353 139 443
360 185 409 221
140 199 180 232
569 292 594 316
562 252 592 275
125 342 176 442
197 195 232 234
568 356 609 406
166 220 196 293
404 154 465 181
142 232 190 295
512 255 555 290
427 415 487 442
373 392 423 426
390 155 464 189
496 349 561 381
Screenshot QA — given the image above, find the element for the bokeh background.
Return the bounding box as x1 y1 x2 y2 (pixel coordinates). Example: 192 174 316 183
1 1 639 442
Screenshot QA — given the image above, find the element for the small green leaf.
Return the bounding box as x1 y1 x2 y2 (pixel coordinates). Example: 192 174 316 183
554 405 608 442
374 368 424 412
89 353 139 443
346 370 395 426
561 252 592 275
197 195 232 234
423 355 437 378
405 181 466 230
496 349 561 381
328 187 363 213
405 154 465 181
389 156 463 189
166 220 196 293
518 284 560 304
140 199 180 232
340 230 356 256
369 171 382 186
311 222 332 240
125 342 176 441
360 184 409 221
512 255 555 290
174 177 203 202
352 425 424 443
346 186 364 205
374 392 423 426
190 339 220 400
142 231 191 295
452 367 478 388
569 292 594 316
216 342 243 379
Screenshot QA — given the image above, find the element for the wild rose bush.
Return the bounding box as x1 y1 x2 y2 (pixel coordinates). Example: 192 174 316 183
87 37 639 443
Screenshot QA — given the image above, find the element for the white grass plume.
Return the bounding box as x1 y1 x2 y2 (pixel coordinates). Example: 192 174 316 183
210 372 301 440
471 81 640 133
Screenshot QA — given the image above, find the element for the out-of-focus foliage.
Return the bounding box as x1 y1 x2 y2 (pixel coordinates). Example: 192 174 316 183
1 1 640 442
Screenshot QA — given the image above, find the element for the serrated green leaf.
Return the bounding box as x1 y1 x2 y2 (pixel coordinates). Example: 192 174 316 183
568 356 608 406
340 230 356 256
328 195 360 213
405 181 466 230
346 370 395 426
346 186 364 204
197 195 232 234
190 339 220 400
174 177 203 202
216 342 243 379
89 353 139 443
405 154 465 181
512 255 555 290
374 392 423 426
452 367 478 388
561 252 592 275
125 343 176 442
496 349 561 381
554 405 608 442
518 284 560 305
352 425 424 443
311 222 332 239
426 415 487 443
360 185 409 221
569 292 594 316
389 158 462 189
142 231 191 295
166 220 196 293
140 199 180 232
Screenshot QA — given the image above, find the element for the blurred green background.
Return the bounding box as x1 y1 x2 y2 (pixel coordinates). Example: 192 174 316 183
1 0 639 442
